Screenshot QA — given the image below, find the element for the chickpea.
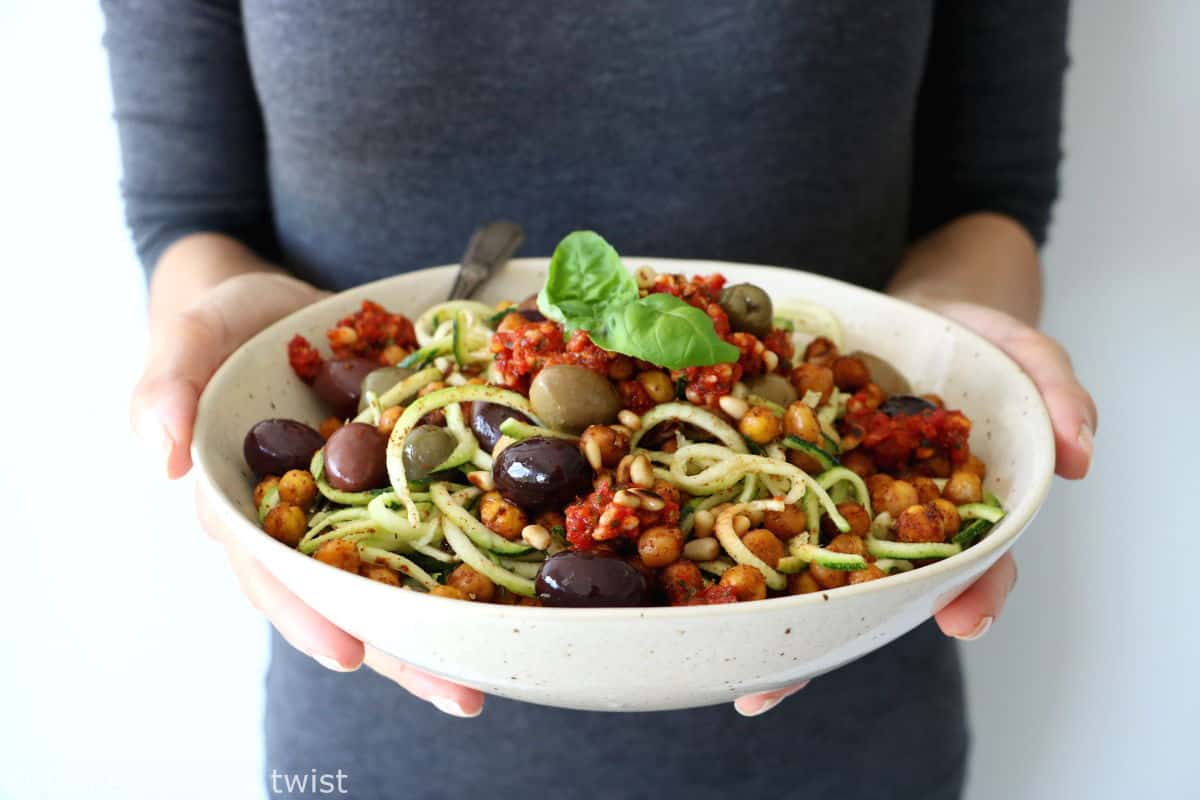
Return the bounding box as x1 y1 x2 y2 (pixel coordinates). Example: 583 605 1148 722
607 356 635 382
479 491 527 540
789 363 835 405
742 528 785 568
430 584 469 600
579 424 631 470
278 469 318 509
447 564 496 602
848 383 886 413
535 510 566 531
720 564 768 602
787 571 821 595
848 564 887 585
638 526 683 568
808 533 866 590
930 498 961 536
492 586 520 605
254 475 280 508
360 563 401 587
518 596 544 607
380 344 409 366
832 355 871 392
943 470 983 505
914 454 952 478
827 533 867 558
866 473 894 499
660 560 705 605
637 370 676 404
763 503 807 541
263 503 307 547
911 476 941 505
318 416 343 440
803 336 838 366
874 479 919 518
738 406 783 444
961 454 988 480
783 401 822 443
841 450 875 479
377 405 403 437
896 503 946 543
314 539 360 573
821 502 870 538
496 311 527 333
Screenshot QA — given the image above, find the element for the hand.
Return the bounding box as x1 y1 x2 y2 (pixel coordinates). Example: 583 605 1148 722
133 269 484 717
735 300 1096 717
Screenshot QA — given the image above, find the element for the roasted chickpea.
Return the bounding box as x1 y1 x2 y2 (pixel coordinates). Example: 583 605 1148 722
447 564 496 602
360 563 402 587
943 470 983 505
314 539 360 573
607 356 635 382
535 509 566 531
913 454 952 478
803 336 838 366
720 564 768 602
254 475 280 507
738 406 783 444
742 528 785 568
821 502 870 538
763 503 807 541
930 498 961 536
430 584 469 600
380 344 409 365
318 416 343 440
579 424 631 470
492 586 520 605
912 476 941 505
787 571 821 595
783 401 822 443
479 490 528 540
866 473 894 498
518 596 544 607
496 311 527 333
874 479 919 518
637 370 676 404
376 405 403 437
961 454 988 480
263 503 307 547
638 526 683 568
278 469 318 509
848 383 886 413
896 503 946 543
789 363 834 404
809 533 865 589
832 355 871 392
660 560 705 605
849 564 887 585
841 450 875 479
827 532 867 558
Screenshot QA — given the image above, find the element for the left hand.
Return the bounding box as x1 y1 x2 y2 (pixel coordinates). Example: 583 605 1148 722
734 300 1096 716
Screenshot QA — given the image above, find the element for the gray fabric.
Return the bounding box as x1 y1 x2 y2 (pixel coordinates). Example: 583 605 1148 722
100 2 1068 798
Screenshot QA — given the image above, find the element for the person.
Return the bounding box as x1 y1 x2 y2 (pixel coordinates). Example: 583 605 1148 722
104 2 1095 797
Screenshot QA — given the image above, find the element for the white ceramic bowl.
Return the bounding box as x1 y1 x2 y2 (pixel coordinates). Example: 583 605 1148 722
193 258 1054 711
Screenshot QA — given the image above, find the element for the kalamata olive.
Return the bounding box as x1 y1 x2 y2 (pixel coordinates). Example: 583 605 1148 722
850 351 911 396
323 422 388 491
402 425 459 480
312 356 378 418
519 309 546 323
718 283 774 338
745 373 798 407
529 364 620 434
535 551 646 608
358 366 413 412
492 437 593 511
469 402 532 451
244 419 325 477
879 394 937 417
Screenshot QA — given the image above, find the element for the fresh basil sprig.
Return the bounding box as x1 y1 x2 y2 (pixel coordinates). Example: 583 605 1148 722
537 231 740 370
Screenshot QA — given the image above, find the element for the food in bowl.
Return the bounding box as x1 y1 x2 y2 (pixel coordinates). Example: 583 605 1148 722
244 232 1006 608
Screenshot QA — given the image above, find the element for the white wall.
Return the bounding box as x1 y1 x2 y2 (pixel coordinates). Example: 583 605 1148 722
0 3 1193 799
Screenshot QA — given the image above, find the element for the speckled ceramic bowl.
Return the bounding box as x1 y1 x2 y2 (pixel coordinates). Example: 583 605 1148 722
193 258 1054 711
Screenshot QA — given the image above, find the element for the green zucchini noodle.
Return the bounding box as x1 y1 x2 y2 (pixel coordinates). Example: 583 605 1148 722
414 300 495 345
630 402 747 453
352 366 443 424
357 546 440 589
816 466 873 517
442 519 536 597
714 500 788 590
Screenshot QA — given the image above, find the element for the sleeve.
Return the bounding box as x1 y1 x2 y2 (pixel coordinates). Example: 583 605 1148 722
101 0 278 276
909 0 1070 246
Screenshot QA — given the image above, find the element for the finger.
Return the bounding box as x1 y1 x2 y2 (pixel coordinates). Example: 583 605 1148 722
363 646 486 718
733 681 809 717
935 553 1018 640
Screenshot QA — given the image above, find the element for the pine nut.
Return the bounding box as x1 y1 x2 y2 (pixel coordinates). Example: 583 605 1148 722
521 524 552 550
683 538 721 562
616 454 635 484
763 350 779 373
629 489 665 511
583 437 604 471
718 395 750 420
630 454 655 488
733 514 751 535
635 265 658 289
748 507 765 525
618 409 642 430
692 509 715 538
611 424 633 438
492 435 516 458
613 490 642 509
467 471 494 492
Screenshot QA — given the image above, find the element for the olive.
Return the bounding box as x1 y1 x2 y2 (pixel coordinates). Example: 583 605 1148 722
879 394 937 417
358 366 413 412
528 364 620 434
312 356 378 418
243 419 325 477
850 351 911 396
718 283 774 337
402 424 459 480
535 551 646 608
323 422 388 491
470 402 532 451
519 309 547 323
492 437 593 511
745 373 798 407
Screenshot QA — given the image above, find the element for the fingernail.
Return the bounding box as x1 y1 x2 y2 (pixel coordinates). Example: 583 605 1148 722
136 417 175 469
431 696 482 718
1077 422 1094 465
737 694 784 718
956 616 993 641
313 654 359 673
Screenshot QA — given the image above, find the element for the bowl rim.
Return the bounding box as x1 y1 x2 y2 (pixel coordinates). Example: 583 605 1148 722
193 257 1055 622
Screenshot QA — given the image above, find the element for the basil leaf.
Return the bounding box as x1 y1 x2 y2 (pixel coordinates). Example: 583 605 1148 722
537 231 638 334
593 292 741 370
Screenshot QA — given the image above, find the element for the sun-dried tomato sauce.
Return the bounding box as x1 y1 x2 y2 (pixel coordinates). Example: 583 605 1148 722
564 477 681 550
842 405 972 471
287 300 418 382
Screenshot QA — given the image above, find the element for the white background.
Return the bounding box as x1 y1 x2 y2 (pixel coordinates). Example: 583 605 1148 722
0 3 1195 798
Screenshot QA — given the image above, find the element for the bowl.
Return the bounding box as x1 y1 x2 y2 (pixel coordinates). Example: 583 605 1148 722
193 258 1054 711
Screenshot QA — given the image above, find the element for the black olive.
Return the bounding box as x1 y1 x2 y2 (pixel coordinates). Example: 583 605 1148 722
469 402 532 451
879 394 937 417
323 423 388 491
535 551 646 608
244 419 325 477
718 283 774 338
492 437 593 511
518 309 546 323
312 357 379 418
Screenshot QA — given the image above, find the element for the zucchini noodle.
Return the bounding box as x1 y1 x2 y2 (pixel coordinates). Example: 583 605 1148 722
442 519 536 597
428 482 532 556
816 466 873 517
434 402 479 472
714 500 788 590
352 366 443 423
357 546 440 589
414 300 495 345
630 402 747 453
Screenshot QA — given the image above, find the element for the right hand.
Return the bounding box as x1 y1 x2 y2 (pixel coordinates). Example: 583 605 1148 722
133 269 485 717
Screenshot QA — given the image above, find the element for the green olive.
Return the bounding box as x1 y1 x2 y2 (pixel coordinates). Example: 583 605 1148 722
529 364 620 434
358 366 414 412
402 424 458 479
745 373 798 408
718 283 774 337
850 351 911 396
